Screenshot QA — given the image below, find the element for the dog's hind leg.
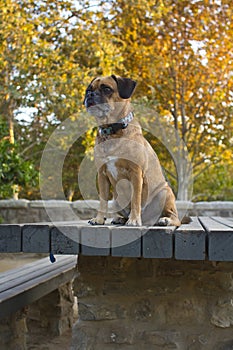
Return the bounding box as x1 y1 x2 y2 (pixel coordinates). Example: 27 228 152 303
158 187 181 227
141 187 180 227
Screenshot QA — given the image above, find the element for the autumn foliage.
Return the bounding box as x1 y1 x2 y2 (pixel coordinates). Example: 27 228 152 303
0 0 232 200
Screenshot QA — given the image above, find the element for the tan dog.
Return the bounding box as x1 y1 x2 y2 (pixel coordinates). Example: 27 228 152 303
84 75 181 226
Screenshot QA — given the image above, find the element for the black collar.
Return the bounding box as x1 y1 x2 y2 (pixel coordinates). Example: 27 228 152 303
98 112 134 137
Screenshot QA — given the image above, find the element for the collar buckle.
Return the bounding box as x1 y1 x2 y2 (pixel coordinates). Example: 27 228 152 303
99 112 134 137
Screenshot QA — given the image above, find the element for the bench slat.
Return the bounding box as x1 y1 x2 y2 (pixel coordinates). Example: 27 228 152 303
0 260 76 301
142 226 175 258
0 225 21 252
0 259 77 319
0 257 54 280
199 217 233 261
22 225 50 253
0 256 77 292
174 217 206 260
211 217 233 228
51 226 80 254
198 217 232 231
81 226 111 256
111 226 142 257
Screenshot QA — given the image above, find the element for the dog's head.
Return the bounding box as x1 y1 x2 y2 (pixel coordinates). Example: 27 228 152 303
83 75 137 122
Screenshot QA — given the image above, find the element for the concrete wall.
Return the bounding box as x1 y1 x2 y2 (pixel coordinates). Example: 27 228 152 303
72 256 233 350
0 199 233 223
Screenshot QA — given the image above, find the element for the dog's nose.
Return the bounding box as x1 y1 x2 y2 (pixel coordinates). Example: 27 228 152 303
86 90 95 97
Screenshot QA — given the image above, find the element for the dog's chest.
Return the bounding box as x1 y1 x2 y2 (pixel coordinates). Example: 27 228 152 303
106 158 118 180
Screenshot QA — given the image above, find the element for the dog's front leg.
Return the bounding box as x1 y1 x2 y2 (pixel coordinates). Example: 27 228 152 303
126 168 143 226
89 168 110 225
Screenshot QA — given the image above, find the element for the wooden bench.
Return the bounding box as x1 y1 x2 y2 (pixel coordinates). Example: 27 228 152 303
0 216 233 261
1 217 233 349
0 254 78 319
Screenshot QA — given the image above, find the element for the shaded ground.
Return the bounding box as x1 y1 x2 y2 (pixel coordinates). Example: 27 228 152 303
27 328 73 350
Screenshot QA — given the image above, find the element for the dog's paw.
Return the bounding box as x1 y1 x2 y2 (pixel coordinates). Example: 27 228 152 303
88 217 106 225
158 217 172 226
111 217 127 225
126 217 142 226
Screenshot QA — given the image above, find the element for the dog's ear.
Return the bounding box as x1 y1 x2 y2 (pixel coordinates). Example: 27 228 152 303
111 75 137 99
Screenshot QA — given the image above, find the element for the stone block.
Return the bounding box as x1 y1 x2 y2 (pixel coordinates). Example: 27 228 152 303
45 207 79 222
140 330 179 348
130 298 154 321
175 217 206 260
72 200 99 210
111 226 142 257
51 226 80 254
78 301 127 321
0 310 27 350
72 200 98 219
7 209 28 224
208 231 233 261
70 322 98 350
0 225 21 252
195 201 233 210
186 334 209 350
29 200 71 208
97 322 135 345
81 226 110 256
175 231 206 260
22 225 50 253
215 340 233 350
211 299 233 328
143 227 174 258
0 199 29 208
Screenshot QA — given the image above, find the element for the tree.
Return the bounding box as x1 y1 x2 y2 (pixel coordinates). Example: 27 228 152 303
93 0 233 200
0 0 85 198
0 119 38 198
0 0 232 201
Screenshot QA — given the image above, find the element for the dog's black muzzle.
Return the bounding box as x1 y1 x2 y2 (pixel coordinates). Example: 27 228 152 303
84 90 102 108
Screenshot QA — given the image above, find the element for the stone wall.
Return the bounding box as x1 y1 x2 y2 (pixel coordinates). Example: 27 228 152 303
0 282 74 350
72 256 233 350
0 199 232 224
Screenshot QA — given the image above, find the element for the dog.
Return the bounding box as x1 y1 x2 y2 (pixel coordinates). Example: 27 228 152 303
84 75 181 226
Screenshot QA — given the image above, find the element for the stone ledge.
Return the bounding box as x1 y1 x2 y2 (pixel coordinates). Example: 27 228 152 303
72 200 99 210
0 199 232 211
29 200 72 208
0 200 233 225
193 201 233 210
0 199 29 208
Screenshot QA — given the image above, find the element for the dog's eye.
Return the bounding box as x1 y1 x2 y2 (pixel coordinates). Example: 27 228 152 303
101 85 113 95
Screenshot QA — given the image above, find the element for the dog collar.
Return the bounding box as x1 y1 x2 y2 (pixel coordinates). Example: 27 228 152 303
99 112 134 137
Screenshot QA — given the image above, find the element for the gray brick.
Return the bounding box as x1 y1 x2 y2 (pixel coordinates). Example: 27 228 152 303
0 225 21 252
81 226 110 256
175 217 206 260
142 226 174 258
208 232 233 261
22 225 50 253
199 217 233 261
51 226 80 254
111 226 142 257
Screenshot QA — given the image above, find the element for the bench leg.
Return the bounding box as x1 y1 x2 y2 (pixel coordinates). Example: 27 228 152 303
27 281 74 338
0 309 28 350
